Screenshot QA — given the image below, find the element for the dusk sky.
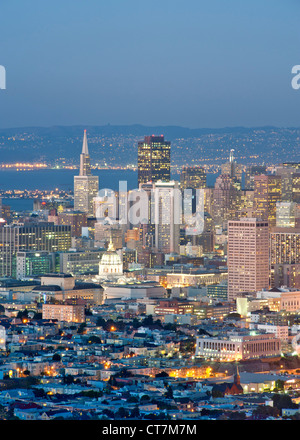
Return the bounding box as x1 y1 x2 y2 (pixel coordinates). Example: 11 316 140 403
0 0 300 129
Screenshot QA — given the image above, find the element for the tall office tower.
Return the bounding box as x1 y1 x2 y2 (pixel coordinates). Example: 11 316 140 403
138 181 155 246
180 166 206 191
275 166 296 202
153 180 181 254
238 189 255 218
203 187 214 216
245 165 267 190
137 135 171 186
0 223 72 277
212 174 241 227
292 173 300 203
74 130 99 217
254 174 282 227
190 212 215 253
270 227 300 289
221 149 243 185
227 218 269 302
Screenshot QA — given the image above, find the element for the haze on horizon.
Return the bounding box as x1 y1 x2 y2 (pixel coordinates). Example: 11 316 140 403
0 0 300 130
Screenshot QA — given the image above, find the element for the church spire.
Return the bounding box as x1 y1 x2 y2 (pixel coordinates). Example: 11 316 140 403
234 363 241 385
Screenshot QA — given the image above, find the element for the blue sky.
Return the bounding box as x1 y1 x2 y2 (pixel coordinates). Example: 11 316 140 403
0 0 299 129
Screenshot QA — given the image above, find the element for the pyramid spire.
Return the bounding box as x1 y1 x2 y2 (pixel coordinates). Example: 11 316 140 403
82 129 89 155
79 130 91 176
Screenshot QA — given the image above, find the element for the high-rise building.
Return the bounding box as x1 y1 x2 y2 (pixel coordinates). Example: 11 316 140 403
180 166 206 191
275 166 296 202
122 248 137 270
74 130 99 217
137 135 171 186
227 218 269 301
153 180 181 254
0 223 72 277
221 149 243 185
292 173 300 203
212 174 241 226
58 211 87 237
270 227 300 289
245 165 267 190
254 174 282 226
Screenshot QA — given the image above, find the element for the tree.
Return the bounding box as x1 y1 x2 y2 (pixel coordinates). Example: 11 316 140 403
212 388 224 398
252 405 280 419
140 394 151 402
96 317 106 328
143 315 154 326
52 353 61 362
130 406 140 418
155 371 169 378
227 411 246 420
63 374 74 384
180 337 196 352
127 396 139 403
115 407 129 419
88 335 101 344
81 390 103 398
272 393 298 411
164 385 173 399
77 323 86 334
102 409 114 419
17 310 28 320
33 388 47 398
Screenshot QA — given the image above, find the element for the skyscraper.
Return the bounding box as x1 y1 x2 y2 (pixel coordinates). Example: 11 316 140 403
180 166 206 191
212 174 241 227
254 174 282 226
137 135 171 186
153 180 181 254
292 173 300 203
221 149 243 185
74 130 99 217
58 211 88 237
0 223 72 277
245 165 267 190
227 218 269 301
270 226 300 289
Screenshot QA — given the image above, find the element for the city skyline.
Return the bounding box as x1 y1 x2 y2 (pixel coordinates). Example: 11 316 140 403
0 1 300 425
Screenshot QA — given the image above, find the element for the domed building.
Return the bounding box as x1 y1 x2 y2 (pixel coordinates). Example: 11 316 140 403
98 238 123 280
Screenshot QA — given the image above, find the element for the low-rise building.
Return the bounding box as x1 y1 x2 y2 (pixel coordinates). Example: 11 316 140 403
42 303 85 323
195 332 281 361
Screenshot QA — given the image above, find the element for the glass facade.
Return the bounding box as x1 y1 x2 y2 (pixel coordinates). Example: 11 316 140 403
138 135 171 186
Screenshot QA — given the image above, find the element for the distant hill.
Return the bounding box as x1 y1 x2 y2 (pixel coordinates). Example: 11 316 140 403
0 124 299 166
